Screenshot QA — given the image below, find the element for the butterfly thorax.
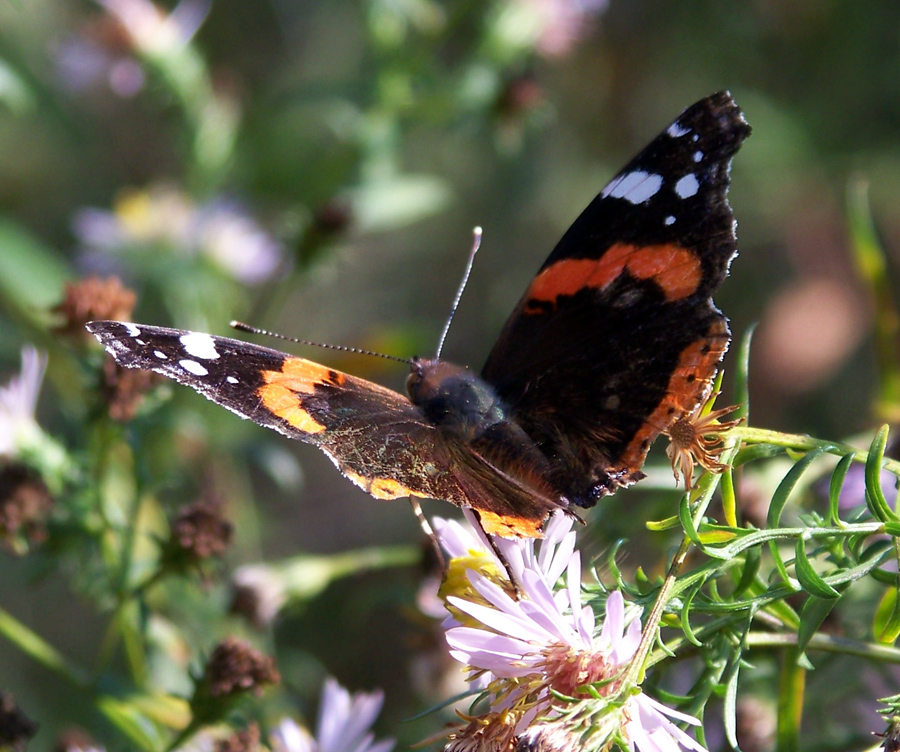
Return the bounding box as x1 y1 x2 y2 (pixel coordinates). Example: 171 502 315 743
407 359 507 439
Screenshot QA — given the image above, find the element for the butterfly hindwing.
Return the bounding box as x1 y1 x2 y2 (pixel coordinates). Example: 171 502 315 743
481 91 751 507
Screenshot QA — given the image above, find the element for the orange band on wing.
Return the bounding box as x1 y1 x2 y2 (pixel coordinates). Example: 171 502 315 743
256 357 346 435
257 382 326 434
615 318 730 471
525 243 702 311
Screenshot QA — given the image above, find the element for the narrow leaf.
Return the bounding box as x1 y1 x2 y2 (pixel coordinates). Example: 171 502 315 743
793 538 840 599
798 595 839 655
828 453 855 526
866 426 897 523
767 447 829 528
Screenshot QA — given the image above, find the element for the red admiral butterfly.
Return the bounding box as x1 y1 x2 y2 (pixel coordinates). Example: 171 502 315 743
88 92 750 538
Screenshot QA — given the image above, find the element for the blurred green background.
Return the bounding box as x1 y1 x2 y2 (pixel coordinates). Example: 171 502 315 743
2 0 900 749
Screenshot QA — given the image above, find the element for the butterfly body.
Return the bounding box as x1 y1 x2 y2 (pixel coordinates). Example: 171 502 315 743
88 91 751 538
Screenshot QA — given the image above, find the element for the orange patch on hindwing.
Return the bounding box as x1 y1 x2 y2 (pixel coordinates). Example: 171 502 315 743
257 357 345 435
525 243 702 311
616 318 730 471
342 468 426 500
478 510 543 538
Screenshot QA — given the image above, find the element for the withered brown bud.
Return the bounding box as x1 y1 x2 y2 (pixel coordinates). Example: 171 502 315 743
203 637 280 698
0 462 54 553
214 722 260 752
100 357 160 422
0 691 39 752
496 73 543 118
168 498 234 562
55 276 136 343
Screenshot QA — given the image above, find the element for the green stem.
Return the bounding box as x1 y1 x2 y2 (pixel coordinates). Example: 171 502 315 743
0 605 91 686
776 647 804 752
745 631 900 662
734 426 900 476
625 437 740 686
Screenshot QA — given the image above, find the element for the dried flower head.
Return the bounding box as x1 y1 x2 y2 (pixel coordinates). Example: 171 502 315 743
99 355 160 422
0 461 54 553
187 637 279 729
54 276 136 343
166 497 234 564
214 722 260 752
665 395 741 490
0 691 39 752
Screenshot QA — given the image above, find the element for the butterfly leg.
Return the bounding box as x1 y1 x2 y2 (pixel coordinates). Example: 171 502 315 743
468 510 524 599
408 497 446 570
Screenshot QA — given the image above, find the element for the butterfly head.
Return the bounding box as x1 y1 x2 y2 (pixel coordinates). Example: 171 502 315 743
407 358 506 437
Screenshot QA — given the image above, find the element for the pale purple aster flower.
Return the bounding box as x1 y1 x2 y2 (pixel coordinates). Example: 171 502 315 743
270 678 394 752
439 513 707 752
0 347 47 457
72 185 283 285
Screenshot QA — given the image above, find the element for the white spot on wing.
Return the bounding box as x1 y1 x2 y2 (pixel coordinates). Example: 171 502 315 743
667 121 690 138
154 350 168 360
179 359 209 376
664 216 676 226
602 170 663 204
693 150 703 163
226 376 239 384
123 323 141 337
180 332 220 360
675 174 700 198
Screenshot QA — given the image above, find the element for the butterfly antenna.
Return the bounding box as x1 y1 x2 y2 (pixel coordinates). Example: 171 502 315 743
435 226 482 360
230 321 410 364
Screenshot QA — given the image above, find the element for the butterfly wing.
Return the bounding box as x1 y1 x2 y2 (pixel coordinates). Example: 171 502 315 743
87 321 560 537
481 92 751 506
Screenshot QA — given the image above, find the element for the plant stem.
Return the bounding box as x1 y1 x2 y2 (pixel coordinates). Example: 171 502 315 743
734 426 900 476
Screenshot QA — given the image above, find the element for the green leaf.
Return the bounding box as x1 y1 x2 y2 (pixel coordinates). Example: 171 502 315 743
680 584 703 647
721 465 738 527
347 174 452 233
0 217 71 321
793 538 841 599
875 586 900 644
679 494 703 547
95 695 166 752
866 426 897 523
734 546 761 598
722 657 741 751
734 443 786 467
798 595 839 655
732 324 756 420
767 446 829 528
828 453 855 526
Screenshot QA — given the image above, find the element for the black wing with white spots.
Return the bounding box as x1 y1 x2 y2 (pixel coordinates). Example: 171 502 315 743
481 92 750 507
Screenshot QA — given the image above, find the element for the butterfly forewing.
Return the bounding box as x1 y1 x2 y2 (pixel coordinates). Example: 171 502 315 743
481 92 750 507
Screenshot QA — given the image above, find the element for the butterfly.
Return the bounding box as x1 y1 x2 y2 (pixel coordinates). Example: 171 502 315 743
88 91 750 539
